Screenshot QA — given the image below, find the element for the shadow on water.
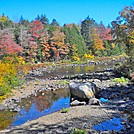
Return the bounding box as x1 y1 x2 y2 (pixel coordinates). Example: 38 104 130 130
0 88 70 130
93 117 125 131
94 83 134 132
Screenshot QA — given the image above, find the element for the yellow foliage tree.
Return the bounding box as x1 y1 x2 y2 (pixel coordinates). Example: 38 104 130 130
128 30 134 44
0 16 8 23
92 28 104 53
71 44 80 60
0 62 16 95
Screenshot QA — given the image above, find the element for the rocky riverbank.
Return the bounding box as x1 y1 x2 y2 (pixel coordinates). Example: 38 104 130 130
0 61 134 133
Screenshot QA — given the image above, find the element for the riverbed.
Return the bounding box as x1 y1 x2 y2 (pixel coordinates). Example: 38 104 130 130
0 60 133 133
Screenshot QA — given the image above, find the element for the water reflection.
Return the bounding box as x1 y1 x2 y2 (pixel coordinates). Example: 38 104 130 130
5 88 70 128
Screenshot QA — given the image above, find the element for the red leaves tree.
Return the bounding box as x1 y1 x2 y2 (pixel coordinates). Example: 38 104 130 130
28 20 44 39
97 22 112 41
21 20 44 62
0 30 23 55
91 22 112 56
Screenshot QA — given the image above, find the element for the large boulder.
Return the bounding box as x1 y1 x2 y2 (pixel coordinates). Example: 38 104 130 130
69 81 98 102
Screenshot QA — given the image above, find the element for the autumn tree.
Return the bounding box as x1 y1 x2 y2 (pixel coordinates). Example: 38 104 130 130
49 27 69 61
0 15 14 30
40 27 70 61
28 20 44 39
0 30 23 57
97 21 112 41
112 6 134 74
92 28 104 55
40 30 51 60
96 22 114 56
20 20 44 62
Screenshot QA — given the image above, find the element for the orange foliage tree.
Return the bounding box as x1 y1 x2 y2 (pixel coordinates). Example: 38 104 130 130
40 30 51 59
41 27 69 61
92 28 104 55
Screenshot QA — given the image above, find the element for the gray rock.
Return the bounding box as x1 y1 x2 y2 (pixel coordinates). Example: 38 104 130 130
88 98 102 106
0 104 7 110
69 81 98 102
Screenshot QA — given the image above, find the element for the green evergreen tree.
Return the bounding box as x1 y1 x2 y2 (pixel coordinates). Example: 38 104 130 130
40 14 49 26
51 19 59 26
62 23 88 57
81 16 97 48
19 15 29 27
118 43 125 54
105 40 112 56
112 44 121 55
35 15 41 21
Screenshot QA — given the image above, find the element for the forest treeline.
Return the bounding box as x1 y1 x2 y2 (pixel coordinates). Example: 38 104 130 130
0 6 133 63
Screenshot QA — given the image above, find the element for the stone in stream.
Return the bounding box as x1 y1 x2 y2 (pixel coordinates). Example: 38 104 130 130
69 81 98 103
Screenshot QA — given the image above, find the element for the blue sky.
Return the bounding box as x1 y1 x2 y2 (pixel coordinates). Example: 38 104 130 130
0 0 133 26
